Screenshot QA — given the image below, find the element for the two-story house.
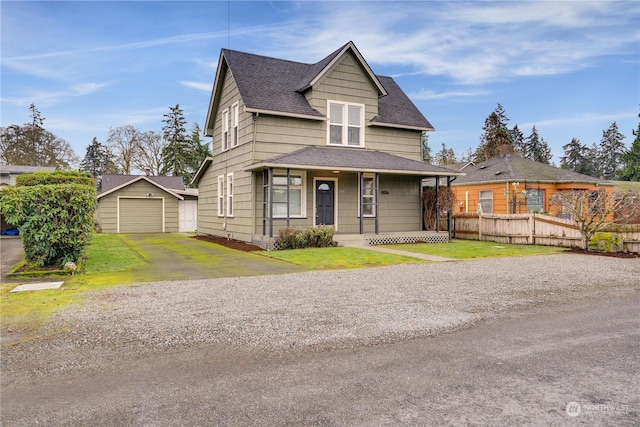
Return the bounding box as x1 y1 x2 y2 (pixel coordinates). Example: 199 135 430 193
192 41 463 248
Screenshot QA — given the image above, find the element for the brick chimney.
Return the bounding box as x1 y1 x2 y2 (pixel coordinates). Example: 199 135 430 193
145 168 151 176
499 144 511 157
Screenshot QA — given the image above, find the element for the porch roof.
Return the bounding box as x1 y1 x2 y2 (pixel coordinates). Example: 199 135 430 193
245 146 464 177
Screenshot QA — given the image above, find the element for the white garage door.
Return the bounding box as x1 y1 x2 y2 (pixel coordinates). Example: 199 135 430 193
119 198 163 233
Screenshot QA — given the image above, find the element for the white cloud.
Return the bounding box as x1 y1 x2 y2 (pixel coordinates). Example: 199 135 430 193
519 110 639 130
246 1 639 85
409 89 489 101
0 82 112 107
179 81 212 92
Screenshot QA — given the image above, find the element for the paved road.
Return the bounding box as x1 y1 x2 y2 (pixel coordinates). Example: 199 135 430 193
2 291 638 426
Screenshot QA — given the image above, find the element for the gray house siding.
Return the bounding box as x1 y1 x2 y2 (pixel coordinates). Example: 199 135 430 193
196 42 456 245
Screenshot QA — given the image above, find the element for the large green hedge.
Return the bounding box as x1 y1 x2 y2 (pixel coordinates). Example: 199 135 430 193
15 170 95 187
1 171 97 267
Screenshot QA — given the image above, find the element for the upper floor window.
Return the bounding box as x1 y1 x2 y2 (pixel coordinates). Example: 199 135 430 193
221 109 229 151
231 103 239 148
328 101 364 147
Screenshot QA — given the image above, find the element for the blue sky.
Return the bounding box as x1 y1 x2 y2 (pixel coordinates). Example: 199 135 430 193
2 1 639 165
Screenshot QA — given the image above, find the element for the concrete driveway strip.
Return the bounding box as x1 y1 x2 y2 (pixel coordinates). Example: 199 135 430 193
0 237 24 282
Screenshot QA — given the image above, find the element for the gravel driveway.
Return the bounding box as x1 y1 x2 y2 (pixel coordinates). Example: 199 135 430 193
3 253 639 385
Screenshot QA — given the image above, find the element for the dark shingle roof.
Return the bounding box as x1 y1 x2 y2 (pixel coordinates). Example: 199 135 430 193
245 146 462 176
101 174 185 193
219 42 432 130
452 155 613 185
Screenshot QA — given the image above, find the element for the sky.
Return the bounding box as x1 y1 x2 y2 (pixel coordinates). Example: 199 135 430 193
1 0 639 166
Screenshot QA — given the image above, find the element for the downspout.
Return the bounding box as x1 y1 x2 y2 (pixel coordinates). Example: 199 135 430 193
251 112 259 163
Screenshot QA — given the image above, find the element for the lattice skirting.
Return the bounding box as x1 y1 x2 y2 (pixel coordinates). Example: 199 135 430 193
364 232 449 245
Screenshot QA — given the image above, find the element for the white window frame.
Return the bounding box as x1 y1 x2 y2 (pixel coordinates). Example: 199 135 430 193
221 108 229 151
479 190 493 214
271 170 306 218
217 175 225 216
327 100 364 147
226 173 234 217
231 103 239 148
358 173 376 217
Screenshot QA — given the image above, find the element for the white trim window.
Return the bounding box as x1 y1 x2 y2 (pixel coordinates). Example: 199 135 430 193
272 171 306 218
226 173 234 217
231 103 239 148
479 190 493 214
359 173 376 217
217 175 225 216
328 101 364 147
221 108 229 151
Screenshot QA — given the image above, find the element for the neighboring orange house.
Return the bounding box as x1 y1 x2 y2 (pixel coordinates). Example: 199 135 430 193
449 154 614 216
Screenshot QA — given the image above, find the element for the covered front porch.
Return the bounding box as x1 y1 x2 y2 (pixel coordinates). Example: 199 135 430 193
246 146 464 250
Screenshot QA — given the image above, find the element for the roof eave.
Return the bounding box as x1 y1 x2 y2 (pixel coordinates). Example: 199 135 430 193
368 121 434 132
204 51 228 137
244 162 464 177
191 157 214 186
98 176 185 200
244 107 326 121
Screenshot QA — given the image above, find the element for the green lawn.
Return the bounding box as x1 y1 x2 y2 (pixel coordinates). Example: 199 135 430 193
1 234 146 334
258 247 423 270
384 239 568 259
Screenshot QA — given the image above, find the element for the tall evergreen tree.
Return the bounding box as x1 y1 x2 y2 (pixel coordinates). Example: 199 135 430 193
80 137 117 190
598 122 627 179
510 125 525 156
475 104 513 162
434 142 457 166
421 131 433 163
618 115 640 181
160 104 190 182
560 138 595 175
523 125 552 164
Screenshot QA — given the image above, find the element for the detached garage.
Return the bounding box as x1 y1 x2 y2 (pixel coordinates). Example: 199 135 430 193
97 175 198 233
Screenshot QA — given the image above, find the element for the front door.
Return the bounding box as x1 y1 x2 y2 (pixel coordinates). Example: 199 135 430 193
315 180 335 226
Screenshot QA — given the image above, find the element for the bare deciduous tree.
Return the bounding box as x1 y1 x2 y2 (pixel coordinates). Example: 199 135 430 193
551 190 640 250
106 125 140 174
133 131 166 176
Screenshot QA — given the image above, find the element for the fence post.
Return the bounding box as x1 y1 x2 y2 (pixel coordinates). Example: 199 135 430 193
478 212 483 241
529 213 534 244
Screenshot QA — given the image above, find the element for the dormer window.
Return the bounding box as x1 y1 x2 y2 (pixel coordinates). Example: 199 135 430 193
328 101 364 147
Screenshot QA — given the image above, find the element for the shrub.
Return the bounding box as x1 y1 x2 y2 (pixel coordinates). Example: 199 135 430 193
16 170 95 187
1 172 97 267
588 232 623 253
277 225 335 250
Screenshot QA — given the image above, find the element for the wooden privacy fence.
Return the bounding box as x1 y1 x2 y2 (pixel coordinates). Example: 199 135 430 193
451 213 640 254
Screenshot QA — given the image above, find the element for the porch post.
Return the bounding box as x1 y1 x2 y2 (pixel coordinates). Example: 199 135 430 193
262 169 267 236
268 167 274 238
435 176 440 231
375 173 379 234
359 172 364 234
286 168 290 227
447 176 453 240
